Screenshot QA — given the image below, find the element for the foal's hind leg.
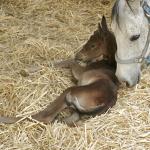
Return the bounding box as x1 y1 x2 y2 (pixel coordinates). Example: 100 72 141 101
66 80 117 116
31 89 71 123
0 87 79 124
32 83 106 124
31 86 82 124
0 81 116 124
66 85 108 114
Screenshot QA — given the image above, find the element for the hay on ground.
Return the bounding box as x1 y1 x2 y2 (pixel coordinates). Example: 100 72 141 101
0 0 150 149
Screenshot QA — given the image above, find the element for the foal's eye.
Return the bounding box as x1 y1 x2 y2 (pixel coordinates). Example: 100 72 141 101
91 44 96 48
130 34 140 41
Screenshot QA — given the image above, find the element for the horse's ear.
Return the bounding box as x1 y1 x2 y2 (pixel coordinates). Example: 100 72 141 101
101 15 108 32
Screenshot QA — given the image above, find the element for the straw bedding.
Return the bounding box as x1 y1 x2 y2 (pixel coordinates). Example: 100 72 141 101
0 0 150 149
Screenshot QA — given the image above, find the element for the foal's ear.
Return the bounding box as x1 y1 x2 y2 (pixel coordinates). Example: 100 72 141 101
101 15 108 32
98 23 103 34
98 23 104 39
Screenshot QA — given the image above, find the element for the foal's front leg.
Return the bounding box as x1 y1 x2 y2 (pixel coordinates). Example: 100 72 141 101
71 63 86 80
53 59 86 80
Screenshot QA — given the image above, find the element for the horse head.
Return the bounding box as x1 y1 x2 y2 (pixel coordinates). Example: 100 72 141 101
111 0 150 87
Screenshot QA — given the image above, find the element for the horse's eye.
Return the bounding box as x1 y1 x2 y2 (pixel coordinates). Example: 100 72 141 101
130 34 140 41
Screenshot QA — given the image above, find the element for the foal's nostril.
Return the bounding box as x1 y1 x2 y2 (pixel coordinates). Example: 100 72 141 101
75 56 82 61
75 53 87 62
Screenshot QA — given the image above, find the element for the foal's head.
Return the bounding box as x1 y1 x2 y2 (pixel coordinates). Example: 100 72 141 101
75 16 117 64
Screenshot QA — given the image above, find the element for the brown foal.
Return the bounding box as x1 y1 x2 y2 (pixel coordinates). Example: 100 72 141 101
0 16 119 125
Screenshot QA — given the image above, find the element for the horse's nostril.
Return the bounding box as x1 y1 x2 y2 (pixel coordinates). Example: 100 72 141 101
126 81 130 87
125 75 140 87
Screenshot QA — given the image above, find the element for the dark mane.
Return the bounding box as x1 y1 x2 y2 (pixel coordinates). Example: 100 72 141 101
88 30 100 41
111 0 133 26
